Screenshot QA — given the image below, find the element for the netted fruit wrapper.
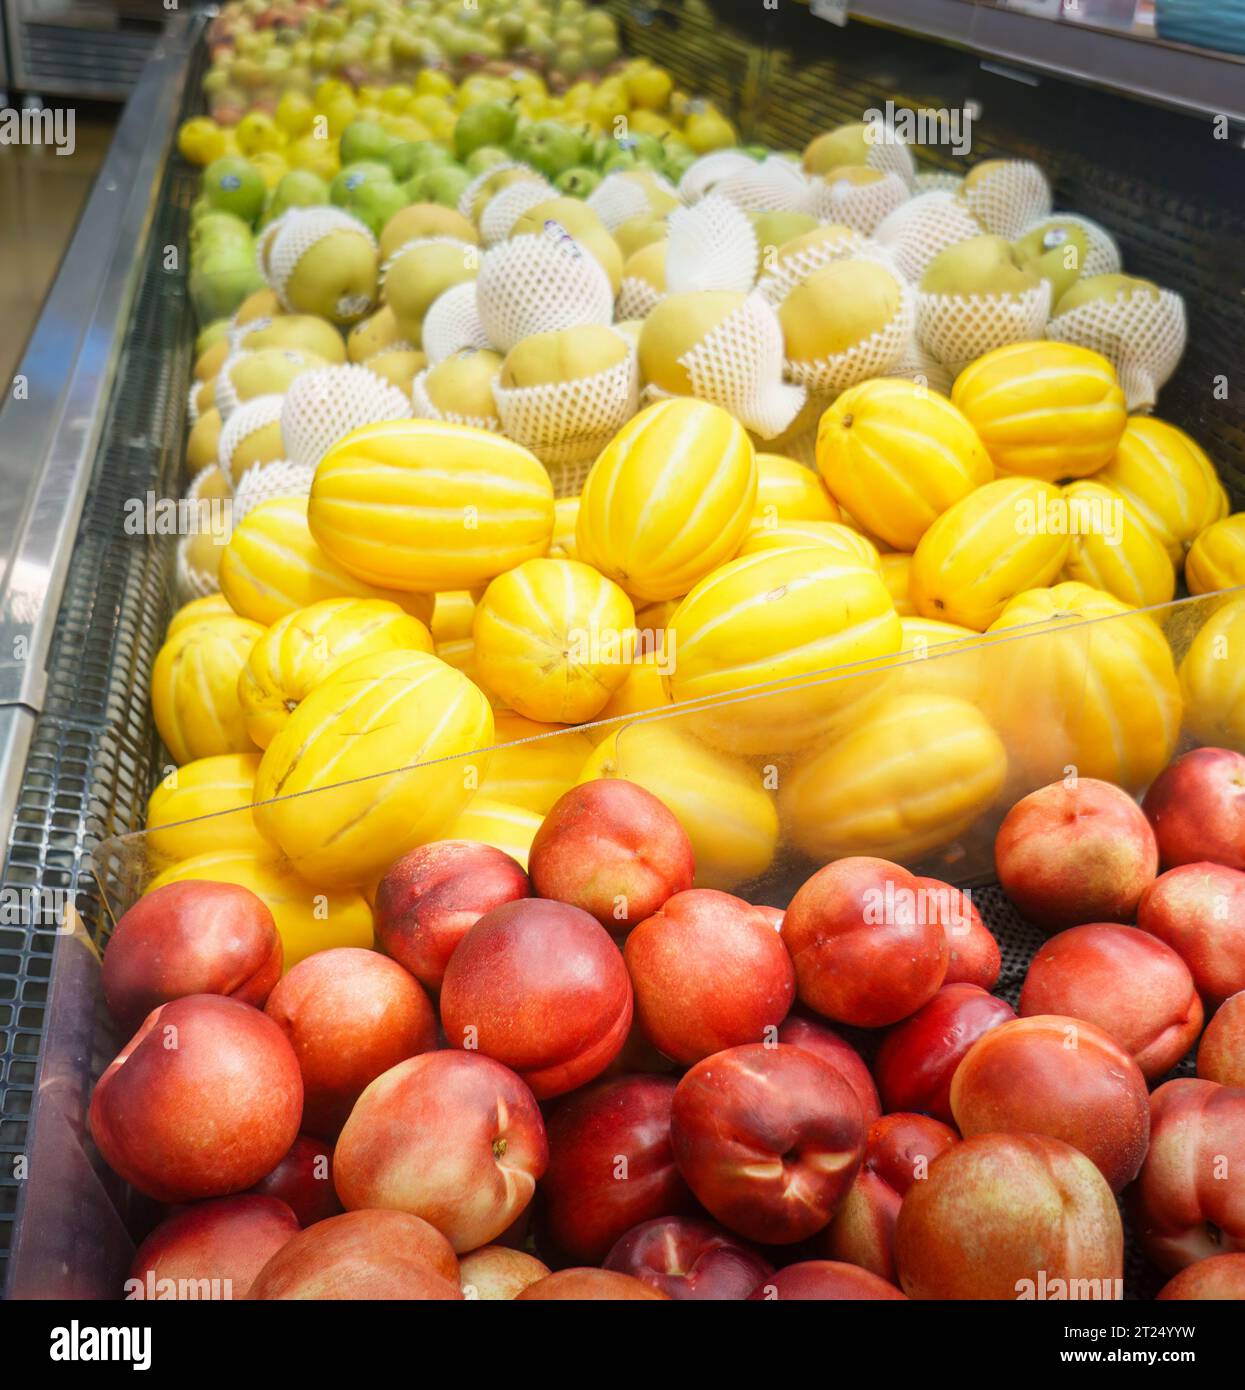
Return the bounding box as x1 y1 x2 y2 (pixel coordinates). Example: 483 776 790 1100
476 227 616 353
280 363 412 469
1047 287 1187 411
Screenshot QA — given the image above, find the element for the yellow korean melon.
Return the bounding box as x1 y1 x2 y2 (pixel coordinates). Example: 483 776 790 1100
1186 514 1245 596
910 477 1071 631
219 496 434 627
145 850 374 969
165 593 234 642
895 615 983 704
431 589 477 644
880 553 915 615
575 398 757 603
753 453 841 526
1060 479 1175 609
951 341 1127 481
816 378 994 550
477 713 594 815
666 545 902 754
309 419 555 593
253 649 494 887
778 690 1007 864
579 719 779 891
238 597 434 748
736 519 880 570
144 754 267 864
473 558 636 724
448 797 544 870
550 496 580 560
1180 596 1245 750
587 649 673 741
1096 416 1224 565
981 581 1182 791
151 616 265 765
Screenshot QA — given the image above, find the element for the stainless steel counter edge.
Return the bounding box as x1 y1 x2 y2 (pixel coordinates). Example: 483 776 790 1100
0 11 199 847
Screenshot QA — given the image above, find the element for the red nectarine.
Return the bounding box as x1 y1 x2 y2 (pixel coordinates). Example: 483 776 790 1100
604 1217 772 1300
1138 863 1245 1006
1199 991 1245 1087
1143 747 1245 872
748 1261 907 1300
249 1135 341 1227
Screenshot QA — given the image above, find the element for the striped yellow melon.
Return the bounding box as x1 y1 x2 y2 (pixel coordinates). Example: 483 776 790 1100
1180 596 1245 750
473 558 636 724
576 398 757 603
1060 479 1176 609
736 519 880 570
151 616 265 765
146 850 373 969
666 546 902 753
550 496 580 560
1186 514 1245 596
579 719 779 891
448 797 544 870
253 649 494 886
896 615 983 704
308 419 555 592
145 754 267 864
816 378 993 550
477 713 595 814
238 597 434 748
778 690 1007 864
166 593 234 642
219 497 434 627
431 589 477 644
587 649 673 741
910 477 1071 631
981 581 1181 791
753 452 840 526
952 341 1127 481
880 553 915 614
1095 416 1223 564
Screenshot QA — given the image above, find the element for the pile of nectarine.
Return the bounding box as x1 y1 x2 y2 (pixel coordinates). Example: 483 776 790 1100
88 753 1245 1300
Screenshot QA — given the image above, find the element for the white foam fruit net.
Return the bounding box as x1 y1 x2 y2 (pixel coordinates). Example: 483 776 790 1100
806 171 909 235
254 211 290 281
232 459 316 522
479 177 557 246
1018 212 1123 279
492 339 640 467
217 393 286 486
863 134 917 188
665 195 758 294
588 172 680 231
421 280 492 364
1047 288 1187 411
782 254 916 396
617 275 665 321
713 157 813 214
213 351 254 421
267 207 377 309
678 291 808 440
230 315 275 351
476 232 615 354
873 190 982 284
280 363 412 469
410 367 502 432
457 161 538 221
912 170 963 196
882 332 955 396
916 279 1053 372
756 228 867 306
678 150 758 205
960 161 1052 240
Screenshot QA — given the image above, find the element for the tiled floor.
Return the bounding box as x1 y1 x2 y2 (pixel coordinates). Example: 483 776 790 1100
0 113 116 383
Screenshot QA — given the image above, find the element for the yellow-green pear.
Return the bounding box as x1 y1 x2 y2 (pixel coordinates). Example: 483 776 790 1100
920 234 1041 298
1054 273 1161 316
500 325 629 389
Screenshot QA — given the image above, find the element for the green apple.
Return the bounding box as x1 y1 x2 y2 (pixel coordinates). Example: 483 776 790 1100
330 161 396 207
268 169 330 219
386 140 455 182
465 145 512 177
453 99 519 159
200 156 267 224
345 179 410 237
512 119 589 179
410 164 473 208
555 166 602 198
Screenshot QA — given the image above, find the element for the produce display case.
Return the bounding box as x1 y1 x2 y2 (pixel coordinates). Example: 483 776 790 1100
2 0 1245 1303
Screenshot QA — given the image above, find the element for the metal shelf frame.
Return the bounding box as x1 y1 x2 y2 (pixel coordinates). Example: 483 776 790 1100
828 0 1245 126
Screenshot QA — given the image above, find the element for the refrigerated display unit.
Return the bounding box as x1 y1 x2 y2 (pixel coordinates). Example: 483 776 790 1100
1 0 1243 1301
